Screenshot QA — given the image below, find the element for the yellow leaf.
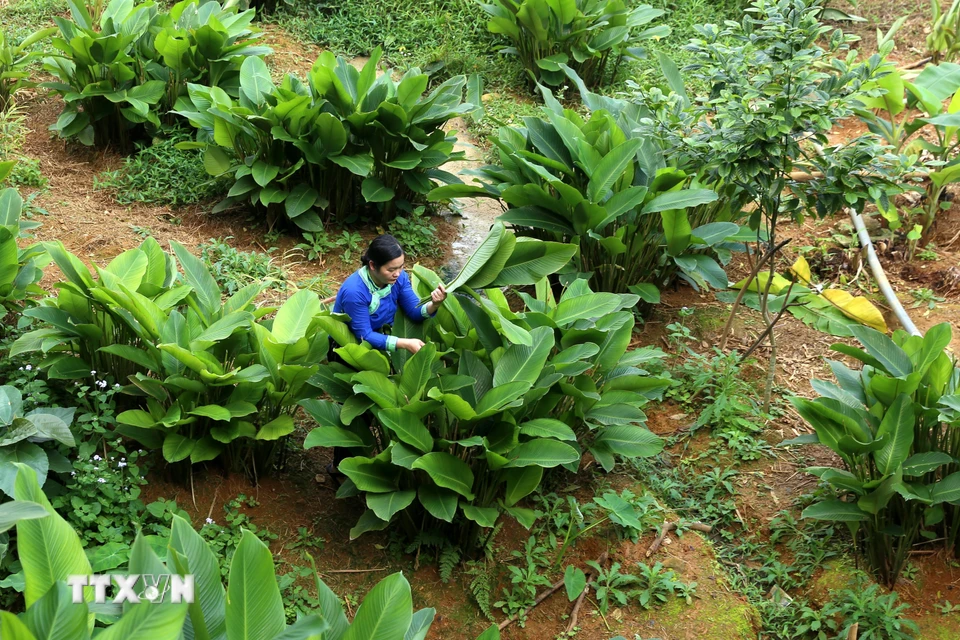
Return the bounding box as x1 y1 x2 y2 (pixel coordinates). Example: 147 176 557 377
790 256 812 284
821 289 888 332
732 272 791 294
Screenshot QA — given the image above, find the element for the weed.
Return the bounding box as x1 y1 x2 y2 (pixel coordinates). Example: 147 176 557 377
200 494 279 578
935 596 960 615
822 583 919 640
494 536 552 626
466 560 495 620
665 306 696 351
909 287 945 311
287 526 325 552
199 237 289 296
590 561 638 614
95 128 229 206
296 231 339 262
129 225 153 238
277 564 319 623
0 0 65 45
274 0 523 90
9 157 45 188
386 206 443 259
633 561 693 610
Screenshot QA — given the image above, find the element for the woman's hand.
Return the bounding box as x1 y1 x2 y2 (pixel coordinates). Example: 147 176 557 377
426 284 447 315
397 338 425 354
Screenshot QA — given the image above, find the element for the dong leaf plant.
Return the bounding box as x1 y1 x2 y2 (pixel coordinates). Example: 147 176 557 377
2 464 504 640
144 0 271 118
855 61 960 241
478 0 670 88
41 0 272 149
10 239 352 478
176 48 481 230
788 322 960 587
42 0 166 149
0 187 47 325
0 27 57 112
430 73 733 302
303 228 669 550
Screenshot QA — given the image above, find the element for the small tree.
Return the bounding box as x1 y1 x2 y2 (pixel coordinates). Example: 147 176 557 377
640 0 907 409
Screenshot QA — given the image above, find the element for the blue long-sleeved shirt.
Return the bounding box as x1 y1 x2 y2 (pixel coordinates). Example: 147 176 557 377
333 268 432 351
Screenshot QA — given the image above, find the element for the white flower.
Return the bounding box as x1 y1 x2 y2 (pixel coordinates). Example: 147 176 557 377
24 365 31 371
98 380 108 389
114 383 121 389
18 367 22 371
92 455 102 461
70 471 76 476
90 370 96 375
97 478 106 484
205 518 214 525
118 461 127 468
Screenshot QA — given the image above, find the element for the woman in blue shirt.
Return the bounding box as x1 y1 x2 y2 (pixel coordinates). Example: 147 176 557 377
333 234 447 353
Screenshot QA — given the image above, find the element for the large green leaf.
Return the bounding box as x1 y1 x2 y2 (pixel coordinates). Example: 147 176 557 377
586 138 642 202
444 222 507 294
504 439 580 468
801 499 868 522
273 289 322 344
239 56 275 105
417 485 458 522
848 325 912 377
641 188 717 214
168 515 226 640
96 603 188 640
874 394 915 476
170 241 221 319
342 572 413 640
492 326 554 387
225 530 286 640
551 293 624 325
0 441 48 498
0 500 48 533
21 582 88 640
412 453 475 499
487 240 577 287
594 426 663 458
366 490 416 522
377 408 433 453
13 463 92 607
503 466 543 507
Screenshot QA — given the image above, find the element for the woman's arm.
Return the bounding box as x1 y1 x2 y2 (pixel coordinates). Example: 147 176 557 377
339 289 396 351
397 271 445 322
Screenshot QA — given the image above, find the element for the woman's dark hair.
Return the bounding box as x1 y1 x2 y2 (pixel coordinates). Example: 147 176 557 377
362 234 404 269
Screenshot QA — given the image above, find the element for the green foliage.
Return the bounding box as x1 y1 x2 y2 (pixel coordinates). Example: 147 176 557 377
928 0 960 64
198 237 288 295
909 287 945 312
0 384 76 500
176 48 480 230
667 349 774 461
52 436 153 548
787 322 960 587
0 27 56 112
303 233 669 547
275 0 517 88
95 128 229 206
478 0 670 88
494 536 551 624
386 206 443 259
41 0 271 149
430 75 736 299
854 61 960 236
0 187 46 322
10 238 350 477
4 464 507 640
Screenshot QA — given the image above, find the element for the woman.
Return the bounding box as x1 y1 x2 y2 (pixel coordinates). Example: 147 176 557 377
327 235 446 478
332 234 447 353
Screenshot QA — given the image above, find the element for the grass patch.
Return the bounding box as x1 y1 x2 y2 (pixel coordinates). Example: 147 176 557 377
272 0 525 91
0 0 66 43
95 128 228 207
